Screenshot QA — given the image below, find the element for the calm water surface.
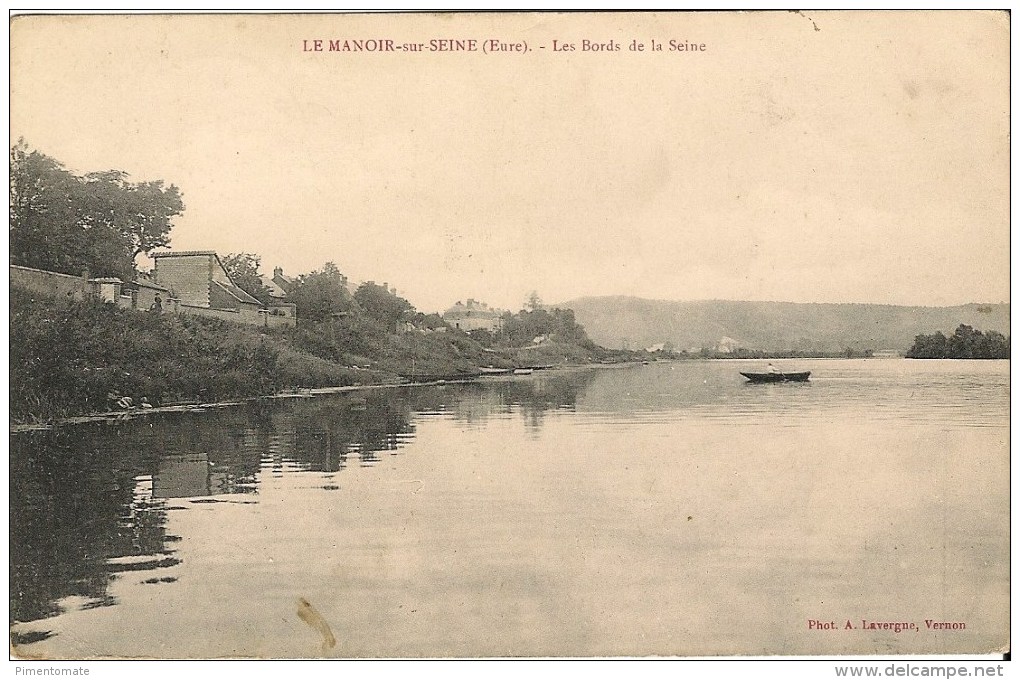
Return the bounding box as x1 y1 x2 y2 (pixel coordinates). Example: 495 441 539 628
10 359 1009 657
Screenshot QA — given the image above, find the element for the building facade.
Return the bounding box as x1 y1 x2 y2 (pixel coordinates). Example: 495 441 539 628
151 251 295 327
442 299 504 333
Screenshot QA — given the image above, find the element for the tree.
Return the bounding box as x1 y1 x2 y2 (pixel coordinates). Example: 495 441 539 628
10 141 184 281
118 177 183 259
10 144 127 278
222 252 274 305
354 282 414 333
500 305 598 349
411 311 448 331
906 325 1009 359
526 291 544 311
287 263 360 322
466 328 496 347
948 324 984 359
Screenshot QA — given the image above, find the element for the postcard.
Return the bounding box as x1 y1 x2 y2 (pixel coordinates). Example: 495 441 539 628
8 11 1010 661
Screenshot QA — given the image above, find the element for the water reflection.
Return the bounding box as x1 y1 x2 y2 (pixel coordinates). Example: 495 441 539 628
9 395 411 630
10 372 597 633
10 425 176 624
283 391 416 470
418 370 595 430
10 360 1007 655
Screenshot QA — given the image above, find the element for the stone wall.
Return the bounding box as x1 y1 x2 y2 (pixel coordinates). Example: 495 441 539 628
268 302 297 318
177 304 295 328
265 313 296 328
10 264 93 300
12 263 295 328
134 285 166 312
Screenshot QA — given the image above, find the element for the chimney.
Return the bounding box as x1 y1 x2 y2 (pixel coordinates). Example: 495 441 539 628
274 267 283 277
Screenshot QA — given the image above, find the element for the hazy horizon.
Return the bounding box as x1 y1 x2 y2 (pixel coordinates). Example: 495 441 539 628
553 294 1011 310
10 12 1009 315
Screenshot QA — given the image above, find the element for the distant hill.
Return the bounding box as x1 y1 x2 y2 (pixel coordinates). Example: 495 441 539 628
557 296 1011 354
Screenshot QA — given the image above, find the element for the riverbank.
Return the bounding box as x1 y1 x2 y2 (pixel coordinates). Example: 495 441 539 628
11 286 618 428
9 365 609 433
18 355 837 433
9 286 389 425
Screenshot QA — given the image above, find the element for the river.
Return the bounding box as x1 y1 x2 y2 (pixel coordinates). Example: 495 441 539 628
9 359 1009 658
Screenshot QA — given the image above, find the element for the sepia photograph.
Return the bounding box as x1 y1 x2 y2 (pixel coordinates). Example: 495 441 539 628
7 10 1010 665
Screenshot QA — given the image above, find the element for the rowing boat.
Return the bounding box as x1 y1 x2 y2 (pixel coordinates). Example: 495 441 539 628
739 371 811 383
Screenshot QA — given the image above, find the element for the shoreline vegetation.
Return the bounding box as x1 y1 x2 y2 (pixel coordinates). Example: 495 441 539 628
9 285 617 428
8 146 1009 430
905 325 1009 360
9 283 1011 430
10 287 1010 431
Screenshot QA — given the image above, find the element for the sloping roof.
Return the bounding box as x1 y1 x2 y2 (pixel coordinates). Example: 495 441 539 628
260 276 288 299
443 300 503 319
131 279 171 292
151 250 218 258
152 250 263 305
212 279 263 307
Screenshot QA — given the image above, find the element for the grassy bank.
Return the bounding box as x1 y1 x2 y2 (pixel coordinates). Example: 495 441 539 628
9 288 391 423
9 288 607 425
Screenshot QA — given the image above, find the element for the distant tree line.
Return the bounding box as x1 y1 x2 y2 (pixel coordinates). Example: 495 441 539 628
906 325 1009 359
498 306 599 350
693 347 874 360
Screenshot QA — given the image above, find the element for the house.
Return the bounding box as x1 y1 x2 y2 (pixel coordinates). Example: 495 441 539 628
716 336 741 353
272 266 297 294
259 269 299 320
152 251 261 310
89 277 125 303
442 299 504 333
261 274 289 303
151 250 295 327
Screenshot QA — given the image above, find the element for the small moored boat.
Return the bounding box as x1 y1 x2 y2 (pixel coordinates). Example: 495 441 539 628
740 371 811 383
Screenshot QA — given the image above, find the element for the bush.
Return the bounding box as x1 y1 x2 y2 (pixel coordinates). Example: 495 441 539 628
9 288 394 423
906 325 1010 359
10 284 617 424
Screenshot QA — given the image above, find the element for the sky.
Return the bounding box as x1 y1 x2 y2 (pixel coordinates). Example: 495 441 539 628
9 11 1010 314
